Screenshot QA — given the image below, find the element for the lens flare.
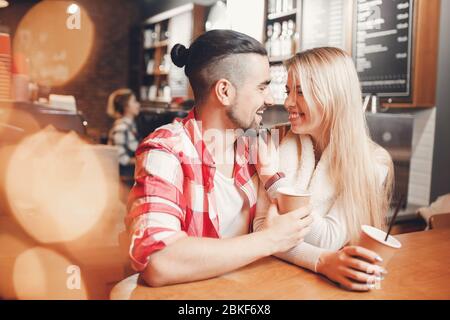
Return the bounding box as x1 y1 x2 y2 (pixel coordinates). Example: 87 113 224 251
5 126 110 243
66 3 79 14
13 0 94 87
13 247 87 299
0 233 31 299
0 104 41 142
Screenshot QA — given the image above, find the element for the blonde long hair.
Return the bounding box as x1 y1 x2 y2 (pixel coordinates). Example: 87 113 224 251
286 47 394 242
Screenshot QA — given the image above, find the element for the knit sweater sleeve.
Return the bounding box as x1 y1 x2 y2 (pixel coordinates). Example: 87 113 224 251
254 162 390 273
253 182 327 272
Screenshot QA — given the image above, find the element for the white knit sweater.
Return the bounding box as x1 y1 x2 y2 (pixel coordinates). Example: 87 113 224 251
253 131 389 272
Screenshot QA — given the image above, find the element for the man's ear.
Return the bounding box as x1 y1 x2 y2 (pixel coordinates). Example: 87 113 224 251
214 79 236 106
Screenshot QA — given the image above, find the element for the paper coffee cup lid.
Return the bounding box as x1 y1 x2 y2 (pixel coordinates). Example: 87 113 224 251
361 225 402 249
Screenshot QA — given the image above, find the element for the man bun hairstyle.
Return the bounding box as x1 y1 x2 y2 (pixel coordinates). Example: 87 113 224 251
170 44 189 68
170 29 267 103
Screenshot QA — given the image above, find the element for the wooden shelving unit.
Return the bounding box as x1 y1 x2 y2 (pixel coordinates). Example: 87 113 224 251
263 0 301 105
134 3 206 106
262 0 439 109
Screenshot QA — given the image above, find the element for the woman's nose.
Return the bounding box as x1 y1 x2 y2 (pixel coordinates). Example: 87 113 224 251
284 93 295 111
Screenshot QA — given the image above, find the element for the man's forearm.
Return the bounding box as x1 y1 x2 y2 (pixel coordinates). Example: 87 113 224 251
143 230 273 286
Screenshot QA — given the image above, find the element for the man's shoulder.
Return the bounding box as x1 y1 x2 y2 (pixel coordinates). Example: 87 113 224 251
137 120 192 157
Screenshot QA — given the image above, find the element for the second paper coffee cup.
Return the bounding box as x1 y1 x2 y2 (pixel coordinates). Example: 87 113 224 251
276 187 311 214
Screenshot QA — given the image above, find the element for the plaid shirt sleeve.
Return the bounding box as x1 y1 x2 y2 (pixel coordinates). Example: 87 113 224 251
126 144 187 271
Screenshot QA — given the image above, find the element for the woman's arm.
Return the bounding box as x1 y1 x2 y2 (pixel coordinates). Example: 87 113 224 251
254 184 333 271
303 199 348 250
254 183 386 291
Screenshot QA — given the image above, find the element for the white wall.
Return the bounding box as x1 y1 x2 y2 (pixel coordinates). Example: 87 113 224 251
408 108 436 206
227 0 265 42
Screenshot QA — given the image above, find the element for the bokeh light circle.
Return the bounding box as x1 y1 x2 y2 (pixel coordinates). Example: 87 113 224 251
13 0 94 86
5 127 109 243
13 247 88 299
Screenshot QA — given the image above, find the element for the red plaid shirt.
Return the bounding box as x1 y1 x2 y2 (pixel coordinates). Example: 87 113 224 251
126 109 259 271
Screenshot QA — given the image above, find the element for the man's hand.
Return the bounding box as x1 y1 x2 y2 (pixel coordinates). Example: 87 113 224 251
260 203 313 254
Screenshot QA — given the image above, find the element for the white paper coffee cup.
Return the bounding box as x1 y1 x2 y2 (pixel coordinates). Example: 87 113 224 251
357 225 402 267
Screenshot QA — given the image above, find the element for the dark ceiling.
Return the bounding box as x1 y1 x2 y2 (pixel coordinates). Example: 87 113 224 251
137 0 217 20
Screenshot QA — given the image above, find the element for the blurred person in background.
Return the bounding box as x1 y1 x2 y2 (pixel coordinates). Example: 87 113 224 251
107 88 141 179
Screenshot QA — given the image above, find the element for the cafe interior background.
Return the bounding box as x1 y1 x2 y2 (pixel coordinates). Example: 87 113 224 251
0 0 449 299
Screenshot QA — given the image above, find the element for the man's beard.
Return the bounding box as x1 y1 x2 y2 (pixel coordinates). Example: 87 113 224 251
226 104 260 131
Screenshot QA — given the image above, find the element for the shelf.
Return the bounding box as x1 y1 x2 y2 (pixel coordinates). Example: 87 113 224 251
269 55 293 64
141 98 171 104
143 40 169 50
145 71 169 76
267 9 297 21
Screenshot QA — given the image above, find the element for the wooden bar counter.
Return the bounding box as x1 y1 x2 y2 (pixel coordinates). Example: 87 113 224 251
110 229 450 300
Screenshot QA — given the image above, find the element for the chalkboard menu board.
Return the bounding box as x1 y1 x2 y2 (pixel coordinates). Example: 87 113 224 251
301 0 348 51
354 0 414 98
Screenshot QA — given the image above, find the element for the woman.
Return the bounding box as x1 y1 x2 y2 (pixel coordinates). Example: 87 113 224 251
255 47 394 291
107 88 141 178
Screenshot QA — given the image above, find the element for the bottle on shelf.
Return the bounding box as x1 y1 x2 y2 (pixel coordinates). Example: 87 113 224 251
146 58 155 74
281 21 289 56
287 19 296 55
268 0 276 14
151 28 158 46
270 0 294 15
265 25 273 57
275 0 282 14
163 83 171 103
282 0 289 13
286 0 294 11
154 23 161 43
159 54 171 73
161 28 170 42
148 85 157 101
269 64 288 105
144 29 154 49
140 86 149 101
271 22 282 57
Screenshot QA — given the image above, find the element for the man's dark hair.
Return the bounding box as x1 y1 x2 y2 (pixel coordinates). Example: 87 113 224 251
170 29 267 103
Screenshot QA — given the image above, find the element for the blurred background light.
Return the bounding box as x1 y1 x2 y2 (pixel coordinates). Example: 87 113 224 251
13 247 87 299
5 126 110 243
13 0 94 87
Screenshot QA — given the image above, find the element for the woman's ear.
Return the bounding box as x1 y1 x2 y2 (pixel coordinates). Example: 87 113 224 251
214 78 236 106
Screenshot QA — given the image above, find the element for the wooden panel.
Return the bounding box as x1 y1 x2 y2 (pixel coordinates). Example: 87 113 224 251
187 4 207 100
382 0 440 108
139 5 207 103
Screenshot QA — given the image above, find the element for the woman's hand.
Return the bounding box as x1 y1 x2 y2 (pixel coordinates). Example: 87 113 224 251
316 246 388 291
255 130 280 185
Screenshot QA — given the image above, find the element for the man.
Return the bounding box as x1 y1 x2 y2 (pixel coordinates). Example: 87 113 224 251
126 30 312 287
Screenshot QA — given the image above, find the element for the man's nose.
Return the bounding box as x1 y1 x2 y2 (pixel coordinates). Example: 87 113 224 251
265 88 275 107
